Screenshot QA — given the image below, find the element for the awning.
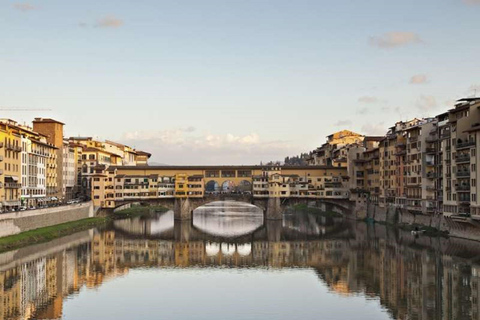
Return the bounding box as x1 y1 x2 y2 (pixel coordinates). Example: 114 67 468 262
5 176 19 181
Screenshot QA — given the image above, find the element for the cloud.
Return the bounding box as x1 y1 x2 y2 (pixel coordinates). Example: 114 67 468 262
369 32 423 49
358 96 379 104
463 0 480 5
416 95 437 112
410 74 428 84
12 3 36 12
361 123 386 136
334 120 352 127
96 16 124 28
122 128 295 165
357 107 369 115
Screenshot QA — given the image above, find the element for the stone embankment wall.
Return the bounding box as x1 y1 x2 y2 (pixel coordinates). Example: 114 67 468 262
354 201 480 242
0 202 95 238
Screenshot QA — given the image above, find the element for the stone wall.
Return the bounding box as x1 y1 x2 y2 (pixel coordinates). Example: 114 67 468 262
361 201 480 242
0 202 95 238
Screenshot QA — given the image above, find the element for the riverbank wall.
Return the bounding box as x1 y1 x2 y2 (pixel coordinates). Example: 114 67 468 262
356 201 480 242
0 202 95 238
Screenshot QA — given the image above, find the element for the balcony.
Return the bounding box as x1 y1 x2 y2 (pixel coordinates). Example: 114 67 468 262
425 160 435 166
441 132 451 139
456 185 471 191
5 182 21 189
425 147 436 154
455 154 470 163
457 171 471 178
457 141 475 150
426 172 437 179
426 135 438 143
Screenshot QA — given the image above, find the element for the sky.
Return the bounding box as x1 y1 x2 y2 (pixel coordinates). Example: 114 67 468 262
1 0 479 164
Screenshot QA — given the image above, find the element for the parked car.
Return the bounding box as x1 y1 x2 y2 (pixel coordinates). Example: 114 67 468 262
19 206 27 211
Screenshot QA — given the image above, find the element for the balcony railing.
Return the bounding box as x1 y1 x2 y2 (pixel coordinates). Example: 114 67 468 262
5 182 21 189
425 147 436 153
457 171 471 177
457 185 471 191
426 135 438 143
455 154 470 163
457 141 475 149
426 172 437 179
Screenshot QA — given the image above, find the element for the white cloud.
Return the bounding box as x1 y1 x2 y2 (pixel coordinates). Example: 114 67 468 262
334 120 352 127
361 123 386 136
13 3 36 12
416 95 437 112
358 96 379 104
369 32 423 49
122 128 295 165
410 74 428 84
357 107 369 115
96 16 124 28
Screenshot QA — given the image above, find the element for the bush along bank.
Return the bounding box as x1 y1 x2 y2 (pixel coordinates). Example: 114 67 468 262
113 205 169 219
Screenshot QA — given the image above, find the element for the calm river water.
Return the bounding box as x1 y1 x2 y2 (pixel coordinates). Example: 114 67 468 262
1 201 480 320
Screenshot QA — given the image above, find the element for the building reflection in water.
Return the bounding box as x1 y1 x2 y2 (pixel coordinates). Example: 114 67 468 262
1 206 480 319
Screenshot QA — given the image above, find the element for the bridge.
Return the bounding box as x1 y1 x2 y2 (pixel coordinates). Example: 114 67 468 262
92 165 354 220
112 193 355 221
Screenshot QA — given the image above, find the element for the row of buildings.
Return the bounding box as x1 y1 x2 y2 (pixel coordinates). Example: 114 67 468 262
306 97 480 218
89 165 350 208
0 118 151 211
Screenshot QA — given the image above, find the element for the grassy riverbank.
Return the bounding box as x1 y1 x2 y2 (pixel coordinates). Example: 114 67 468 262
113 205 169 219
0 205 169 253
291 204 343 217
0 217 109 253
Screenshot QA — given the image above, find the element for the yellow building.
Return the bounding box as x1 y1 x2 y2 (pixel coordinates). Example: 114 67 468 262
0 120 22 211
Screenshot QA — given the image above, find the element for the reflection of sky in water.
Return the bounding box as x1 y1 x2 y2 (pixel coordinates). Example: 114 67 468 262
62 269 391 320
193 201 263 238
149 210 174 234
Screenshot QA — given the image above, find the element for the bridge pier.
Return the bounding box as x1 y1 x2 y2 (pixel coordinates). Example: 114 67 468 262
174 198 193 220
174 220 193 242
265 197 283 220
265 220 283 241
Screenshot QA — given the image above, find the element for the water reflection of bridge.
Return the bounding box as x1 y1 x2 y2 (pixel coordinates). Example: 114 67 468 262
3 222 480 320
111 210 353 242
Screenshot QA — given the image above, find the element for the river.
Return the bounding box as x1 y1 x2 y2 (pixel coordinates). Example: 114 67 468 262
0 201 479 319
